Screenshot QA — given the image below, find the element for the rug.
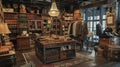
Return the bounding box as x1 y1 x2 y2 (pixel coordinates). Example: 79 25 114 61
22 51 93 67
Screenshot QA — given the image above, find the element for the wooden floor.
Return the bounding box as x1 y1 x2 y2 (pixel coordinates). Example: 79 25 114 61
15 48 120 67
71 50 120 67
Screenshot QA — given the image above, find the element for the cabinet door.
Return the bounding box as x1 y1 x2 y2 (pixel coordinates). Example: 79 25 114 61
36 20 42 30
28 20 36 30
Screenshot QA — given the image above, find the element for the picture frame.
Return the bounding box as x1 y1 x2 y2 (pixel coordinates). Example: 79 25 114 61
106 15 114 26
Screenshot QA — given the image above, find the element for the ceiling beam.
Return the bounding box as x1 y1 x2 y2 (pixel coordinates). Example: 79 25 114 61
82 0 108 9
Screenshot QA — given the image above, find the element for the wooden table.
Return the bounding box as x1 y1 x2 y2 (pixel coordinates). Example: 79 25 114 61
35 38 76 64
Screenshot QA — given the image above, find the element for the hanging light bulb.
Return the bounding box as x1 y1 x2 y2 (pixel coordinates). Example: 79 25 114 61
48 0 60 17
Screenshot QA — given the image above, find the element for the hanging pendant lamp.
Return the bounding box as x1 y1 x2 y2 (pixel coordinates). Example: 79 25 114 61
48 0 60 17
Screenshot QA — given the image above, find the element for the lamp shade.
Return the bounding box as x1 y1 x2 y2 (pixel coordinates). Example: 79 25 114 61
0 23 5 34
48 0 60 17
0 23 11 34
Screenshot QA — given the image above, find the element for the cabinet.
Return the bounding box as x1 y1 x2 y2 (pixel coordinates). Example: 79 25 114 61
16 36 30 50
35 38 76 64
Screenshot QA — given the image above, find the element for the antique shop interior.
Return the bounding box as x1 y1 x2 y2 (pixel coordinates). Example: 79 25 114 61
0 0 120 67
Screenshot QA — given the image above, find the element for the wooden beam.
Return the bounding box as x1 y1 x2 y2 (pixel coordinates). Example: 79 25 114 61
82 0 108 9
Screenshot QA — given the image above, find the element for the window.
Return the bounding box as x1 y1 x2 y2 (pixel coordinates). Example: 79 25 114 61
85 7 106 35
84 7 107 42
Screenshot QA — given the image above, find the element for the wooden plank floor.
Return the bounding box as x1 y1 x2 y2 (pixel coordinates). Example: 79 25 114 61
70 50 120 67
15 48 120 67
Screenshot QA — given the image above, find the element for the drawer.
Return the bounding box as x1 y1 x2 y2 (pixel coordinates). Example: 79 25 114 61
110 49 120 54
46 55 59 63
45 48 59 57
110 55 120 61
112 51 120 55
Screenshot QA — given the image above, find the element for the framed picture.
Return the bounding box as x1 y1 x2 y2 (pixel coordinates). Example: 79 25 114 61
107 15 114 26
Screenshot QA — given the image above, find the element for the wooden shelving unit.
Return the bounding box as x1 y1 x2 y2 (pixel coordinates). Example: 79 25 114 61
51 18 62 35
17 13 28 35
4 12 43 35
4 12 74 38
4 12 43 50
4 12 18 38
62 13 74 35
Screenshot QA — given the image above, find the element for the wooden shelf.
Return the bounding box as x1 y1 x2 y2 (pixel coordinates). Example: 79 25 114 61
28 20 43 32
